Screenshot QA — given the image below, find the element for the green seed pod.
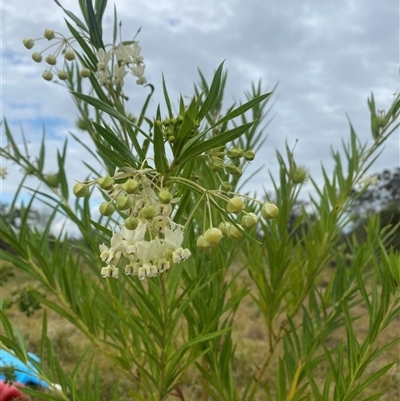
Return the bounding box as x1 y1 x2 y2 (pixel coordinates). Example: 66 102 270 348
57 70 69 80
125 216 139 230
73 183 89 197
123 178 139 194
289 166 309 184
43 29 55 40
32 52 42 62
80 68 91 78
117 196 132 211
23 38 34 49
227 147 244 159
98 175 114 190
227 196 245 214
99 202 115 216
261 203 279 220
64 49 75 61
140 205 156 219
45 54 57 65
158 189 173 204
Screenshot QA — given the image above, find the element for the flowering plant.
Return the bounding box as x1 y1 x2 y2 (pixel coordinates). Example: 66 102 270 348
1 1 399 400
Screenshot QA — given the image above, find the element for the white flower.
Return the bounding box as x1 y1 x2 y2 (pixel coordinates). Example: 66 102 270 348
172 247 191 264
113 65 128 87
163 226 184 248
358 175 379 189
97 48 112 71
0 167 7 179
121 222 146 255
113 44 132 66
130 64 147 85
131 42 144 64
99 232 123 266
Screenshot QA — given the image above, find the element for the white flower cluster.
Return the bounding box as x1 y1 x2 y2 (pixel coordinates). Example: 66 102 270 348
97 173 191 280
96 42 147 87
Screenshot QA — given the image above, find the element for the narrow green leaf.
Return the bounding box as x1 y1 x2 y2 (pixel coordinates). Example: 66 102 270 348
153 121 169 173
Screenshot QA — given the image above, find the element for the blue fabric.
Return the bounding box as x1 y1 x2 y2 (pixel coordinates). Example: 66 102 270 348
0 350 49 388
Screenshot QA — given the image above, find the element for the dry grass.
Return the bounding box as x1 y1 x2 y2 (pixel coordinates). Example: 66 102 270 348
1 263 399 401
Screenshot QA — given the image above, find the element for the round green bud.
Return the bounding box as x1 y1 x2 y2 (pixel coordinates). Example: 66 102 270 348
203 227 223 246
43 29 55 40
225 163 237 174
80 68 91 78
57 70 69 80
99 202 115 216
32 52 42 62
73 182 89 197
227 196 245 214
117 196 132 211
233 166 243 177
241 212 258 228
23 38 34 49
261 203 279 220
64 49 75 61
227 224 243 239
45 54 57 65
98 175 114 190
42 70 54 81
227 147 244 159
210 162 223 171
168 135 176 143
220 181 232 192
219 221 231 235
290 166 309 184
125 216 139 230
158 189 173 204
140 205 156 220
243 150 255 161
197 235 211 250
45 173 59 188
122 178 139 194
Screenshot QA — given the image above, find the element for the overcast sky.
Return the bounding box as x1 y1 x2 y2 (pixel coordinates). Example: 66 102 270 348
1 0 399 226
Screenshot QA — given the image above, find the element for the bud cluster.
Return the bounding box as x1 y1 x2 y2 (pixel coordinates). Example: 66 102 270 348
155 116 200 143
73 169 190 280
196 195 279 250
23 29 146 87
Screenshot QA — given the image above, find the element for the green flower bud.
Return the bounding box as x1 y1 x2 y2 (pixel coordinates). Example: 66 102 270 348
289 166 309 184
220 181 232 192
43 29 55 40
227 147 243 159
158 189 173 204
32 52 42 62
219 221 231 235
117 196 132 211
99 202 115 216
73 182 89 197
140 205 156 219
261 203 279 220
125 216 139 230
64 49 75 61
197 235 211 250
45 173 59 188
45 54 57 65
227 224 243 239
80 68 91 78
225 163 237 174
23 38 34 49
241 212 258 228
123 178 139 194
42 70 54 81
203 227 223 246
98 175 114 190
233 166 242 177
168 135 176 143
57 70 69 80
227 196 245 214
210 162 223 171
243 150 255 161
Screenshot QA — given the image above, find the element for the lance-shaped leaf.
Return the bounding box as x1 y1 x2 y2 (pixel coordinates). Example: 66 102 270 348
176 122 253 165
85 0 104 50
54 0 89 32
196 61 225 121
92 122 138 166
153 122 169 173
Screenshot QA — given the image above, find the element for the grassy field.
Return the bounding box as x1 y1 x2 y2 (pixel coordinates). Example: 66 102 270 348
2 261 399 401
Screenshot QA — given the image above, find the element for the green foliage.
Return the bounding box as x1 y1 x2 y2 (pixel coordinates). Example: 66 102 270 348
1 2 399 400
